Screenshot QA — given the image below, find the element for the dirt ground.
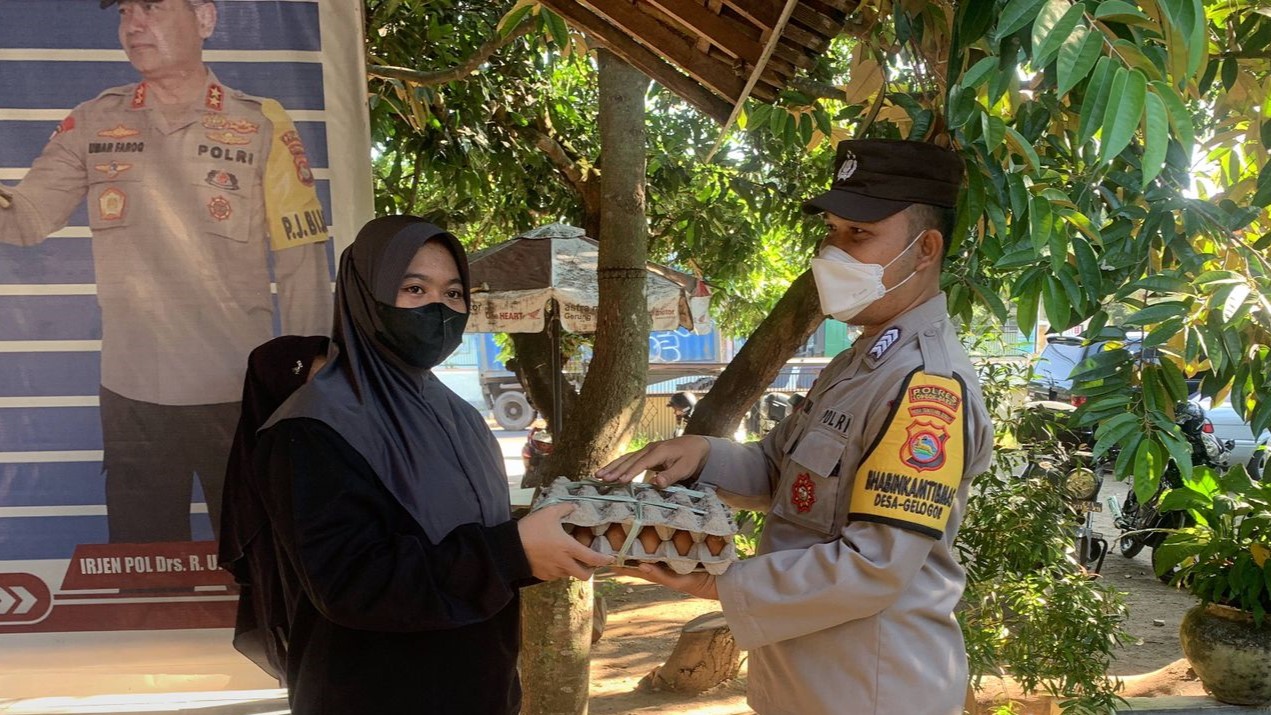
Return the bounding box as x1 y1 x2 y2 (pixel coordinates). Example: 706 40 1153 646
586 479 1205 714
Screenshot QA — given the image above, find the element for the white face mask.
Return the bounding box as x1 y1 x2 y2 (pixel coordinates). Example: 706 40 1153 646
810 231 923 322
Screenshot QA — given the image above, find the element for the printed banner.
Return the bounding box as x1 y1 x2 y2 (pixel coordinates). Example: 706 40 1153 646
0 0 372 634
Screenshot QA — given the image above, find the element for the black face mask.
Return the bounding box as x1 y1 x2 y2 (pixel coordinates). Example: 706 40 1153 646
375 301 468 369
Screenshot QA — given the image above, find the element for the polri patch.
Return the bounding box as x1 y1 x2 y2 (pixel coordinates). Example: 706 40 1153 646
791 473 817 513
848 370 966 538
208 195 232 222
817 406 853 435
98 187 126 221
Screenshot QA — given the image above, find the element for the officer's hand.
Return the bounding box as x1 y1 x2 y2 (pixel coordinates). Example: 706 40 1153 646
518 503 614 581
0 185 12 209
594 436 710 487
612 563 719 601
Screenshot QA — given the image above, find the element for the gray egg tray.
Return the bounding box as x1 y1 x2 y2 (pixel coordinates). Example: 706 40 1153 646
533 477 738 575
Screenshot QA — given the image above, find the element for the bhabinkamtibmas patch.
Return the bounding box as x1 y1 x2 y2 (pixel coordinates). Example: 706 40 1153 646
848 370 966 538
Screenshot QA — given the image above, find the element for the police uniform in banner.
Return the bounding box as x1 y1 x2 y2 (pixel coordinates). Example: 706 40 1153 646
698 293 993 715
0 72 330 542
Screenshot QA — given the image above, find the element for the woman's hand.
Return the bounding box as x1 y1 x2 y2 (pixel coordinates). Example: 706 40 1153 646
594 436 711 488
517 503 613 581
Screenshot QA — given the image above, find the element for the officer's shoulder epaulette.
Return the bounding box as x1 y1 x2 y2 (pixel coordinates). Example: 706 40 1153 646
84 83 139 106
862 325 908 370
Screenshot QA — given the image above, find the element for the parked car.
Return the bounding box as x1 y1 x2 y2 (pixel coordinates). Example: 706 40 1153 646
1027 334 1145 406
1193 397 1270 479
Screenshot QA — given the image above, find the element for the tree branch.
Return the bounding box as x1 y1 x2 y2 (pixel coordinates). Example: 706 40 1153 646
368 22 533 87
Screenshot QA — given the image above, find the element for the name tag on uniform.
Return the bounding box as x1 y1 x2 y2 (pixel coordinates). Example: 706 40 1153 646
817 407 852 436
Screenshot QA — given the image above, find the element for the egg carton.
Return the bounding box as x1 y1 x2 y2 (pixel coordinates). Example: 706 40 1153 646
533 477 738 575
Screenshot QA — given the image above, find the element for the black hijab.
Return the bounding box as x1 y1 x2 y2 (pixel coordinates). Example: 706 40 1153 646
219 334 330 684
264 216 510 544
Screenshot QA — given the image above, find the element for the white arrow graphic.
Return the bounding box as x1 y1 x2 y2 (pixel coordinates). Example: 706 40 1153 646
10 586 35 615
0 587 14 615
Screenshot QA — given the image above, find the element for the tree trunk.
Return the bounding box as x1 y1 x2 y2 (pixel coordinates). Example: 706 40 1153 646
519 49 651 715
640 611 742 694
686 270 823 437
519 577 594 715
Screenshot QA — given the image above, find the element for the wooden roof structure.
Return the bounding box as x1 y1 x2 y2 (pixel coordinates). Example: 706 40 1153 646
536 0 856 124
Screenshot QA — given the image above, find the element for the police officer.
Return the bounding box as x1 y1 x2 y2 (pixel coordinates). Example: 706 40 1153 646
598 139 994 715
0 0 330 543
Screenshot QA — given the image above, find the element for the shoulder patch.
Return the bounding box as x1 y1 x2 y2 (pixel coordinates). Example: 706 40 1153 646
868 327 901 361
848 370 967 538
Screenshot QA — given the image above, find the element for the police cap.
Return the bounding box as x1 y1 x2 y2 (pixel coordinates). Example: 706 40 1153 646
802 139 964 221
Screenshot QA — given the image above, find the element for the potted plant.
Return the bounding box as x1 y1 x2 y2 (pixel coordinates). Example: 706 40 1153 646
1154 465 1271 705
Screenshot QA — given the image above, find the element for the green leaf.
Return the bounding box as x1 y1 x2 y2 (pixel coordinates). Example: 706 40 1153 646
1223 283 1251 323
1123 301 1189 326
996 0 1048 40
981 113 1006 152
1057 24 1104 96
1072 237 1102 295
1034 1 1088 68
1134 439 1167 498
995 245 1040 269
1029 196 1053 252
962 56 999 90
1111 39 1165 82
1253 163 1271 208
1042 275 1072 329
1004 126 1042 172
956 0 997 47
541 8 570 49
1161 430 1194 481
1016 277 1042 338
1095 413 1142 459
1149 81 1195 152
1100 68 1146 163
1079 57 1116 145
1141 92 1169 189
1094 1 1152 25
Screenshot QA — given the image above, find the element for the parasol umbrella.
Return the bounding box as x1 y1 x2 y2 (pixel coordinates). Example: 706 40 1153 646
465 223 710 429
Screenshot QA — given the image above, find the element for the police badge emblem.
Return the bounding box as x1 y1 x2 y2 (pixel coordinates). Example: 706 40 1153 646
98 187 126 221
208 195 232 222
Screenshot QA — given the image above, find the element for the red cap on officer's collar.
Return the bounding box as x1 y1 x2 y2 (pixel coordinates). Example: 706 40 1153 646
802 139 964 221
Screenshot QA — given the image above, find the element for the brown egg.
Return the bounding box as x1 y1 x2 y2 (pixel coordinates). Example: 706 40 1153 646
571 527 594 549
605 523 627 551
672 529 695 557
705 535 728 557
637 526 662 555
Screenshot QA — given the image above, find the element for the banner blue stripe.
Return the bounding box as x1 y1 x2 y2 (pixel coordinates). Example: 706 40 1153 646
0 514 214 560
0 463 104 507
0 296 102 341
0 1 322 52
0 121 330 171
0 406 102 452
0 353 102 396
0 61 325 111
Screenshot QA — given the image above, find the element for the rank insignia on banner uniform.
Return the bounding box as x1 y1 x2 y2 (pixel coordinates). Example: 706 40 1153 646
848 369 967 538
205 83 224 112
131 84 147 109
94 161 133 179
99 187 126 221
208 195 232 221
868 327 901 361
202 114 259 135
280 130 315 186
97 124 139 139
204 170 240 191
50 116 75 140
206 131 251 146
791 472 817 513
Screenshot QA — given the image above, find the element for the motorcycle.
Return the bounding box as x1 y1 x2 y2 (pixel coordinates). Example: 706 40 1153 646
1112 401 1234 574
1019 401 1110 574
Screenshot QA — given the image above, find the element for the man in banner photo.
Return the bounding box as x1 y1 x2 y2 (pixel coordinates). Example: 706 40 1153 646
598 139 994 715
0 0 330 544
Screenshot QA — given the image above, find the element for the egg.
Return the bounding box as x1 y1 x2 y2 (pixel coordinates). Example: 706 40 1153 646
571 527 594 549
637 526 662 555
705 535 728 556
672 529 695 556
605 523 627 551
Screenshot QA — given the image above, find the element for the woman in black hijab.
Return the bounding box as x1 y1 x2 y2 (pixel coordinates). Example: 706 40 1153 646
255 216 608 714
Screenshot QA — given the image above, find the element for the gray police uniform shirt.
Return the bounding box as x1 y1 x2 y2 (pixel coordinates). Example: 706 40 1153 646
0 71 331 406
700 293 994 715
